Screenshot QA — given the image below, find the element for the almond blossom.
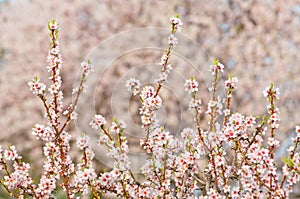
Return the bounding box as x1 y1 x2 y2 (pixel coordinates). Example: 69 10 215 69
0 15 300 199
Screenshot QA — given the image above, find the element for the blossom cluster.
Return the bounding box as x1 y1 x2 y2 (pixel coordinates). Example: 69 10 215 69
184 77 199 94
1 15 300 199
0 19 98 199
125 78 141 96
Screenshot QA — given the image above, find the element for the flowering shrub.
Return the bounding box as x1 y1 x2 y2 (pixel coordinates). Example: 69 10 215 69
0 15 300 199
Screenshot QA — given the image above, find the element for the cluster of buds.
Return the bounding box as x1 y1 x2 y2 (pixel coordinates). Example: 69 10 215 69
263 83 281 129
223 76 238 119
170 14 183 33
155 15 182 85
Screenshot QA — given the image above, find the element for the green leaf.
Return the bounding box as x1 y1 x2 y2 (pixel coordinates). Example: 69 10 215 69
54 30 59 39
48 19 57 30
33 76 39 82
213 59 219 65
283 156 294 167
270 82 274 90
116 142 121 148
47 21 51 30
112 117 118 123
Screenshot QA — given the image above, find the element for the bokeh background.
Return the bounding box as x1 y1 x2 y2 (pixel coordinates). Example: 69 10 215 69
0 0 300 198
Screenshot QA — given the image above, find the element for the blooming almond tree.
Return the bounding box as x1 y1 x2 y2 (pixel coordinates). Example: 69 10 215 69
0 15 300 199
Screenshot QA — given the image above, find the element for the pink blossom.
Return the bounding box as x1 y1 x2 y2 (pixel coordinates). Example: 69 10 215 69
89 114 107 129
110 121 120 134
28 77 46 95
295 125 300 137
184 78 199 94
70 111 78 120
3 162 32 190
159 53 168 66
48 19 59 30
140 85 155 100
168 34 178 46
223 185 231 193
170 16 183 32
4 146 20 161
81 61 94 76
118 119 127 129
231 187 240 198
76 134 91 150
50 46 60 55
263 85 280 99
224 108 230 116
267 137 280 146
125 78 141 95
210 60 224 74
225 76 238 89
36 175 57 197
32 124 55 141
188 98 202 111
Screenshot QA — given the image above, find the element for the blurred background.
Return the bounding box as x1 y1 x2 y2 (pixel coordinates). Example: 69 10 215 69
0 0 300 198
